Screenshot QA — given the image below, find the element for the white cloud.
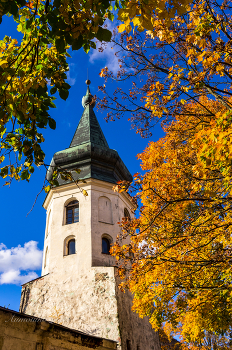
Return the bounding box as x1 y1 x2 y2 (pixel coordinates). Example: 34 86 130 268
0 270 38 285
89 43 120 75
66 63 77 86
67 71 76 86
0 241 43 285
89 20 121 74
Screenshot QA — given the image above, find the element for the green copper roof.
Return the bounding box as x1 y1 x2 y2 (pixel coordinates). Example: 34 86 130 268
69 87 109 149
46 82 132 185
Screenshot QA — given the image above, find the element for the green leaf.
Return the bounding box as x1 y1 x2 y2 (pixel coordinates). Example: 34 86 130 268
49 101 56 108
10 1 18 16
29 166 34 173
90 41 96 49
55 37 66 53
48 117 56 130
83 43 90 54
50 86 57 95
53 0 61 7
107 12 114 21
17 128 23 135
59 88 69 100
62 82 71 90
96 27 112 42
0 166 8 177
72 36 83 50
25 17 33 29
40 37 50 44
101 0 110 9
17 24 23 32
21 169 29 180
52 179 59 187
36 85 47 96
114 0 120 10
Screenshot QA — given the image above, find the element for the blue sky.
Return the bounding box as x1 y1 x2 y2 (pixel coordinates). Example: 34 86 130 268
0 15 163 311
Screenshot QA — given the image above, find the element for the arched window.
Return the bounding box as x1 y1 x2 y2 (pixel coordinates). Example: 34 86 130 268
66 200 79 224
102 237 110 254
68 239 75 255
124 208 131 220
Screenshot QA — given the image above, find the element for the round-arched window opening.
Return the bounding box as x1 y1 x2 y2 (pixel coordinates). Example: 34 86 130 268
68 239 75 255
102 237 110 254
66 200 79 225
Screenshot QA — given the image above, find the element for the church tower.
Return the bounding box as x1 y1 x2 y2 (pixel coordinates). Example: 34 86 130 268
20 81 161 350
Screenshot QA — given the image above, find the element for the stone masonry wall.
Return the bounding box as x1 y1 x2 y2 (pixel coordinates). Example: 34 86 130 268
20 267 121 347
115 275 160 350
0 306 116 350
19 268 161 350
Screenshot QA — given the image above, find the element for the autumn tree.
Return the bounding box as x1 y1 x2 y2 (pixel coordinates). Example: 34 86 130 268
110 96 232 348
96 0 232 347
112 97 232 348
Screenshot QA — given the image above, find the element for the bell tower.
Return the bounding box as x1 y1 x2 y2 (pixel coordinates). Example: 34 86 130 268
20 81 161 350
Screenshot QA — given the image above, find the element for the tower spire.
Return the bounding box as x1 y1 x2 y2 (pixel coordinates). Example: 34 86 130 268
46 79 132 185
69 80 108 148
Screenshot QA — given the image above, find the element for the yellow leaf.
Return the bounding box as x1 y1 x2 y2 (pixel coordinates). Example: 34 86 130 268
82 189 88 196
132 17 141 27
45 185 51 193
118 24 126 33
0 60 8 68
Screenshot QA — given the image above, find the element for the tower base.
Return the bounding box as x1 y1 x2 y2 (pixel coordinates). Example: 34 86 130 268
20 267 160 350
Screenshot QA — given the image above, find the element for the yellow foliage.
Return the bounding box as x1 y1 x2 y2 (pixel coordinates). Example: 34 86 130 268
112 96 232 348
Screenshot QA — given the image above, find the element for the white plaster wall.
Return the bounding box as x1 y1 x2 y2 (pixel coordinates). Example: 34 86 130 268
41 179 133 275
42 182 92 276
20 179 160 350
42 200 54 275
90 180 133 268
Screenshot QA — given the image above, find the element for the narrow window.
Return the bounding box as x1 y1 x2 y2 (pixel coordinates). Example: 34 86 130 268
66 200 79 224
124 208 131 220
126 340 131 350
102 237 110 254
68 239 75 255
45 210 51 238
44 247 48 268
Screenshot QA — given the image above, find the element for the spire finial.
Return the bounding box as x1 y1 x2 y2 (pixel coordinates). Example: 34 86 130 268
85 68 91 86
82 76 95 108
